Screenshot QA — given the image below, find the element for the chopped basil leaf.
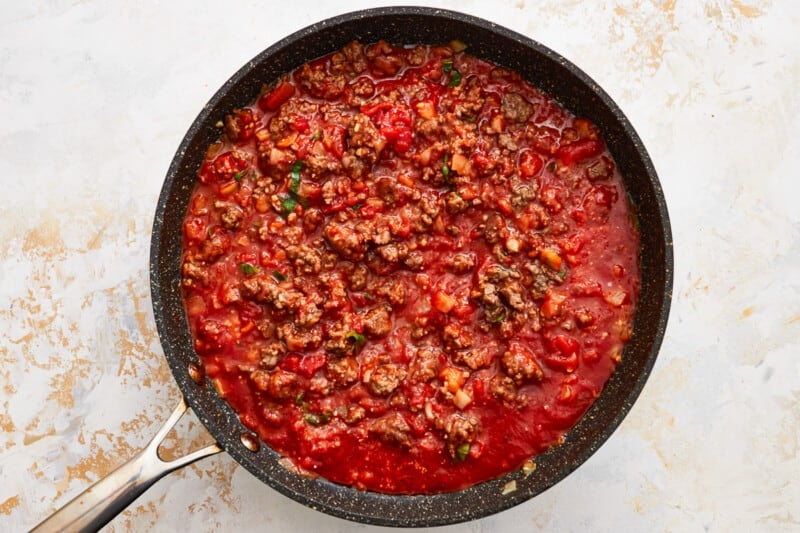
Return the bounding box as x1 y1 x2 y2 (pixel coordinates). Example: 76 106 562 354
312 131 322 141
280 195 298 216
233 170 246 182
442 58 454 73
290 160 304 194
449 69 462 87
345 330 366 352
547 161 556 172
238 262 259 276
363 292 373 300
304 412 330 426
271 270 288 282
294 392 305 406
442 162 450 178
455 442 470 461
352 203 363 211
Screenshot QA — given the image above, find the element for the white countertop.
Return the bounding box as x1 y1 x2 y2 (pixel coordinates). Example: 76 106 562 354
2 1 798 531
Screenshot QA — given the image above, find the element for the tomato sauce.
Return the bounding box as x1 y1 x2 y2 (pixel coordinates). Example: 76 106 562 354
180 40 639 494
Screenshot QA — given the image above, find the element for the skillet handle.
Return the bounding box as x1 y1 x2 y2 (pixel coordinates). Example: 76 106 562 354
31 397 222 533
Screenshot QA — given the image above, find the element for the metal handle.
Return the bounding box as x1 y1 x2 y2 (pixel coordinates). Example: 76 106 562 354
31 397 222 533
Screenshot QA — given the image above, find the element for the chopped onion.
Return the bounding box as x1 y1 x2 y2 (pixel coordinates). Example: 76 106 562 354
453 388 472 410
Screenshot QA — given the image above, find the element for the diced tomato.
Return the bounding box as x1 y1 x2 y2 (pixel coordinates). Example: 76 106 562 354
556 138 604 165
551 335 580 356
259 81 295 111
322 125 346 158
226 108 257 142
199 151 248 185
518 150 543 178
298 353 328 378
183 217 206 244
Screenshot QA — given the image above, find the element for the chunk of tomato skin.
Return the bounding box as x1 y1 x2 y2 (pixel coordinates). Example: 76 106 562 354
518 151 543 178
260 81 295 111
551 335 580 356
184 217 206 244
556 138 604 166
280 353 302 374
298 353 328 378
543 351 579 373
322 125 346 158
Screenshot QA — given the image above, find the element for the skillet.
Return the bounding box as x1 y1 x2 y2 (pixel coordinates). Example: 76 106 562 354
33 6 672 530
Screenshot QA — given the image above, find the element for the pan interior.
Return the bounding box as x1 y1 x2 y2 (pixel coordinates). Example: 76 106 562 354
150 6 672 527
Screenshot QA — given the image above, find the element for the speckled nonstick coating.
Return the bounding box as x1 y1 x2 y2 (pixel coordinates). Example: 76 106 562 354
150 6 673 527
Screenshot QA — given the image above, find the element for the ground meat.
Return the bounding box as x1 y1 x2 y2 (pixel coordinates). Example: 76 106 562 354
260 342 285 369
502 342 544 384
448 253 475 273
285 244 322 274
408 348 440 383
474 264 527 323
500 279 526 311
501 92 534 123
452 344 497 370
251 369 297 399
348 113 385 163
362 305 392 338
330 40 368 74
277 323 322 351
586 156 614 181
403 251 424 270
345 405 366 424
182 260 209 285
442 322 473 351
295 296 323 328
490 375 518 404
325 356 359 387
324 319 354 354
368 363 406 396
367 40 404 77
298 63 347 100
240 276 303 311
324 220 367 261
369 413 412 447
378 242 409 263
375 279 406 306
215 201 244 230
498 132 518 151
196 231 229 263
482 213 508 245
349 263 369 290
443 414 479 459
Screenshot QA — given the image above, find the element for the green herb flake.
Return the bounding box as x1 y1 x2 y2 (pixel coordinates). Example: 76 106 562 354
547 161 556 172
442 154 451 179
271 270 288 282
455 442 470 461
449 69 462 87
345 330 366 352
280 195 298 217
304 412 331 426
233 170 246 182
312 131 322 141
294 392 305 406
352 203 363 211
363 292 373 300
492 313 506 324
442 58 454 73
238 262 259 276
290 160 304 194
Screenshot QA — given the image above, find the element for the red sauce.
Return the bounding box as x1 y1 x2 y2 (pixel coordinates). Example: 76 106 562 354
180 41 640 494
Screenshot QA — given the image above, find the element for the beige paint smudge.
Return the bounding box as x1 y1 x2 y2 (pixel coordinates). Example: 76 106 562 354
0 495 21 516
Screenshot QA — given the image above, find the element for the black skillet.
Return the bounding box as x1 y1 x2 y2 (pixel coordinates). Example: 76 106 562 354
33 7 672 530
